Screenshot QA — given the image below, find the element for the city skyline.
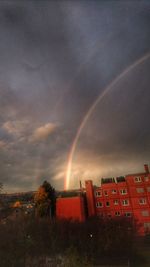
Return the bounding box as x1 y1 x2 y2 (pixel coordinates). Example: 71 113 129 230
0 1 150 192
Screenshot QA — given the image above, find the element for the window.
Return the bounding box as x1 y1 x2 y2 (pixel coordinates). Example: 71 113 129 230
96 202 103 208
141 210 149 217
144 222 150 228
104 190 108 196
114 200 119 205
120 189 127 195
107 213 111 218
115 211 120 216
122 199 129 206
106 201 110 207
147 187 150 193
95 191 101 197
134 176 142 183
139 198 147 205
136 188 144 193
112 189 117 194
124 212 132 217
145 176 149 182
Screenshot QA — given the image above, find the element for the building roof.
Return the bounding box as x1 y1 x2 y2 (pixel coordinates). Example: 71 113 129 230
125 172 147 177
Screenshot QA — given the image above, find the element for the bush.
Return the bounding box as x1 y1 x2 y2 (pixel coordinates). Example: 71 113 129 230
0 215 137 266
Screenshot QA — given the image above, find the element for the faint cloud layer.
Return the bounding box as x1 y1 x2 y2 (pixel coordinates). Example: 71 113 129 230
0 140 7 149
2 120 28 137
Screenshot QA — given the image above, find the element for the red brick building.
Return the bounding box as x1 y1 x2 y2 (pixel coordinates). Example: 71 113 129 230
56 164 150 235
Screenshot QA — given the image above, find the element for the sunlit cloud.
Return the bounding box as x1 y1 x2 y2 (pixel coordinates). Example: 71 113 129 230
30 123 58 143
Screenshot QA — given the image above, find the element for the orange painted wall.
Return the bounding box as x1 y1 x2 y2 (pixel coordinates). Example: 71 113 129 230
56 196 86 222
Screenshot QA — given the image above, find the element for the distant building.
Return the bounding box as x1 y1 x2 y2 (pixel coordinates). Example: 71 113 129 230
56 164 150 235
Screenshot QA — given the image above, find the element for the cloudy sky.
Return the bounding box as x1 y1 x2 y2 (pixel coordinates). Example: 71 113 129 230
0 1 150 192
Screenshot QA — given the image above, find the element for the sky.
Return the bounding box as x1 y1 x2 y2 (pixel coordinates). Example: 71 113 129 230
0 1 150 192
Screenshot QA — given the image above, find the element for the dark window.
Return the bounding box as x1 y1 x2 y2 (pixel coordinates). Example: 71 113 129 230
114 200 119 205
112 189 117 194
95 191 101 197
104 190 108 196
106 201 110 207
115 211 120 216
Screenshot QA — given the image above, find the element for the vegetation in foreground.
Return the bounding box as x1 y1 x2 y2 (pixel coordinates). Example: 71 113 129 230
0 181 150 266
1 214 148 267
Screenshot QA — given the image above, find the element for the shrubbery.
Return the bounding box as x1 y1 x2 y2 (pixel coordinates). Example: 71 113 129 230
0 215 138 266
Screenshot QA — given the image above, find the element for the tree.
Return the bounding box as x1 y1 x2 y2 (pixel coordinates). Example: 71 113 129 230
42 180 56 217
12 201 22 208
34 181 56 218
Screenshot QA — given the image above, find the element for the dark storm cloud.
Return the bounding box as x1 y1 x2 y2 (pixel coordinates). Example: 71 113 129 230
0 1 150 191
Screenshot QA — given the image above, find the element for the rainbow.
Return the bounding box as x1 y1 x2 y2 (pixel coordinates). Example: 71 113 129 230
65 52 150 190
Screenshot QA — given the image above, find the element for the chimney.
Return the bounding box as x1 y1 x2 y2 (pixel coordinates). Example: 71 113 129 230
144 164 149 174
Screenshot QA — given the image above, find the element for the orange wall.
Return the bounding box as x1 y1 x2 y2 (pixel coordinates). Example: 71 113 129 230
56 196 86 222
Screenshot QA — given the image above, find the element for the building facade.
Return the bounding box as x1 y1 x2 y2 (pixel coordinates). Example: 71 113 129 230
56 164 150 235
